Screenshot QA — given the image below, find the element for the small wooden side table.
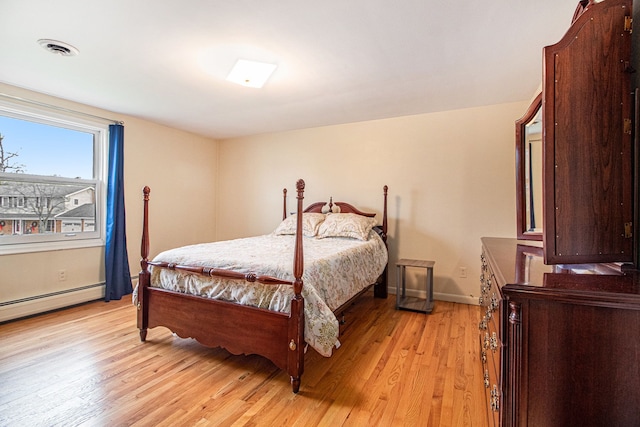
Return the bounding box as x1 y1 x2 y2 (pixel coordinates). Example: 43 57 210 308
395 259 435 313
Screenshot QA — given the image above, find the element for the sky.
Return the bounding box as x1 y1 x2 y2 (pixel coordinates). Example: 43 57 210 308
0 115 94 179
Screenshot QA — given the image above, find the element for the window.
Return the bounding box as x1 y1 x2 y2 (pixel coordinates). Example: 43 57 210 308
0 99 107 254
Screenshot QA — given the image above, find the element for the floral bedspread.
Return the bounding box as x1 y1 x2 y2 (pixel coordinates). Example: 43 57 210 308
148 231 388 356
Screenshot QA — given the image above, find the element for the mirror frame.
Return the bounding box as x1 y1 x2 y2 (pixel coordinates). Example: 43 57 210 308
515 92 543 241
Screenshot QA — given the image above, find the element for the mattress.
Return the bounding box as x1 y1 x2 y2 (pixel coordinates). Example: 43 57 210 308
147 230 388 356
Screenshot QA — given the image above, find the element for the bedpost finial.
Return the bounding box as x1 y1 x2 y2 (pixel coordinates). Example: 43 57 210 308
296 179 305 191
143 186 150 200
383 185 388 195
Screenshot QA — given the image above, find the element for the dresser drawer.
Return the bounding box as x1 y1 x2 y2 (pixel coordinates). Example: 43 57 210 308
480 250 503 425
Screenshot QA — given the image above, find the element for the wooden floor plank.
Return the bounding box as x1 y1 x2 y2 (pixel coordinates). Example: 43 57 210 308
0 294 488 427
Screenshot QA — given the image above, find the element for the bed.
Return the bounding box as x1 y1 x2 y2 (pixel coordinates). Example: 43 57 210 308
136 179 389 393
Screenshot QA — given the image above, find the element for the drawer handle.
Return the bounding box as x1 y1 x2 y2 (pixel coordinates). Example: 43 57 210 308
481 350 487 364
490 385 500 412
484 370 490 388
490 332 498 352
490 294 499 310
478 318 487 331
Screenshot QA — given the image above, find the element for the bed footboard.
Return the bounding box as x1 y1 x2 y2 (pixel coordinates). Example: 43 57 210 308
137 180 307 393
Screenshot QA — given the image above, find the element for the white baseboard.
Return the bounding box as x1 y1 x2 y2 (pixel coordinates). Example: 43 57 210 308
433 292 479 306
0 284 105 323
388 287 479 306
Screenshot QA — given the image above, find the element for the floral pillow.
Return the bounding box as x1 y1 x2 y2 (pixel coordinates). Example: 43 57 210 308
316 213 377 241
273 213 326 237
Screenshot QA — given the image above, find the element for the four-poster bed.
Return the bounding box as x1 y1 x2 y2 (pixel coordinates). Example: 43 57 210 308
136 179 389 392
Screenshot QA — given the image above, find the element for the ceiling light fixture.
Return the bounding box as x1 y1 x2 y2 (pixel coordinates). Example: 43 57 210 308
37 39 79 57
226 59 277 88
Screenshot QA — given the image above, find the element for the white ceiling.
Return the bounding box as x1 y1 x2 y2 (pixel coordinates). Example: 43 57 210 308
1 0 579 139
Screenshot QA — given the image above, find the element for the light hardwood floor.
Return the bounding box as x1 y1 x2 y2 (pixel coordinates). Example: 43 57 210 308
0 294 488 427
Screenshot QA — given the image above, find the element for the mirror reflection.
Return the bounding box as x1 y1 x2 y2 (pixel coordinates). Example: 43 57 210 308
516 93 543 241
524 108 543 234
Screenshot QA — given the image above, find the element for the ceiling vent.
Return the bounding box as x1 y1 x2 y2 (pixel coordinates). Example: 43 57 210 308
37 39 79 56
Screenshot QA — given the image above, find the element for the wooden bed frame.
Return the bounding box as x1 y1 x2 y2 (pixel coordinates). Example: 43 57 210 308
136 179 388 393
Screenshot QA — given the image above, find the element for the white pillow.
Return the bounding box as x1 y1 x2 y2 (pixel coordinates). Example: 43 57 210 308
273 213 326 237
316 213 377 241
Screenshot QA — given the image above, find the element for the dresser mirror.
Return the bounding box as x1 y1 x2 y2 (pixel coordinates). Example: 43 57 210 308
515 93 543 241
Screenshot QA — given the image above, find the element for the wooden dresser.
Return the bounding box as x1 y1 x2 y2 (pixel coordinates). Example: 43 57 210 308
479 237 640 426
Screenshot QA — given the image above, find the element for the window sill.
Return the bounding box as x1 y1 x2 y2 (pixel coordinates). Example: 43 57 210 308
0 238 105 255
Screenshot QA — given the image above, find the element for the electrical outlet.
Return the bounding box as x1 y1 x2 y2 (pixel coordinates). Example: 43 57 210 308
58 269 67 281
459 267 467 278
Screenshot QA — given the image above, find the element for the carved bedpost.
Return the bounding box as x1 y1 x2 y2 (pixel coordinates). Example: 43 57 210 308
140 186 150 267
288 179 305 393
282 188 287 221
137 186 151 342
375 185 389 299
293 179 305 297
382 185 388 241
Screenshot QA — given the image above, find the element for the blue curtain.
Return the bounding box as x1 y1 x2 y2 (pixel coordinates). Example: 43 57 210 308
105 124 132 301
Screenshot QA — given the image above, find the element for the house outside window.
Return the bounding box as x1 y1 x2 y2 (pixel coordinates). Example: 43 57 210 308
0 99 107 254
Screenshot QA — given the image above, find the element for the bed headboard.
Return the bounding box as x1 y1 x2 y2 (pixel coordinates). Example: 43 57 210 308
282 185 389 241
303 198 376 217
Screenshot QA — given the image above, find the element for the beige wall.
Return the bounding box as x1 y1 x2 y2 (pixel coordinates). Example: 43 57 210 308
217 102 528 304
0 83 218 319
0 80 528 317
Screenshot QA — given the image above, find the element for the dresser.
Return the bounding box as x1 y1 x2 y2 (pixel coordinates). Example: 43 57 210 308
479 237 640 426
